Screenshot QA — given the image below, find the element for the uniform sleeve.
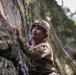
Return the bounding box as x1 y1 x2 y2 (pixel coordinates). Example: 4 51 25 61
25 43 55 68
18 36 52 59
26 44 52 59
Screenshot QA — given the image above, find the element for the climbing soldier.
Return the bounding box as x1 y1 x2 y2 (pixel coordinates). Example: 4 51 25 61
13 19 59 75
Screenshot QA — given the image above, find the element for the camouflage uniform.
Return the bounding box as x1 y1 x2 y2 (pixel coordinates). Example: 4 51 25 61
18 37 58 75
17 19 59 75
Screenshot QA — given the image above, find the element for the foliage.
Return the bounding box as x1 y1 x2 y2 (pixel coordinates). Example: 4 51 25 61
63 7 76 26
0 0 76 75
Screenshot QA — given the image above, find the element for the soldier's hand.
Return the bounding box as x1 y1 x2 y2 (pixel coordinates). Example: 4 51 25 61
12 26 22 36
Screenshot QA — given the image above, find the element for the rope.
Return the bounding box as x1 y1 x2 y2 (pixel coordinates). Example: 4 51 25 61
22 0 34 45
24 0 76 62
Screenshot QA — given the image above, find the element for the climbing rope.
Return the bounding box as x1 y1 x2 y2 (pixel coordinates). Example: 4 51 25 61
24 0 76 62
22 0 34 45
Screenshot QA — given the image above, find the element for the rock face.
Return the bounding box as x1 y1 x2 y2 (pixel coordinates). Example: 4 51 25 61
0 0 76 75
0 12 19 75
0 57 18 75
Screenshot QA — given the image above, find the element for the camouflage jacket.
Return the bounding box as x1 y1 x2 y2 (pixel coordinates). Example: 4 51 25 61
18 37 55 73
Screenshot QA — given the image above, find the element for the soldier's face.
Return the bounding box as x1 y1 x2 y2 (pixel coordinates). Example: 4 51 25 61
31 25 46 40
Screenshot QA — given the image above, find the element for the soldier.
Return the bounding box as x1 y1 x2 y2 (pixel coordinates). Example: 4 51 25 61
13 19 59 75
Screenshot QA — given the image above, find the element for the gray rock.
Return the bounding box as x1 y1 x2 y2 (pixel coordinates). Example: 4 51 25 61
0 11 20 75
0 57 18 75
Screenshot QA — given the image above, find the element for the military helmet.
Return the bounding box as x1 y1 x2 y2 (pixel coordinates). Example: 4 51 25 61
32 19 50 36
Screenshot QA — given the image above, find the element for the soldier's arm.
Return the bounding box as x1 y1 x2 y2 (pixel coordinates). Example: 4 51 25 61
13 27 52 59
18 37 52 60
18 37 55 67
